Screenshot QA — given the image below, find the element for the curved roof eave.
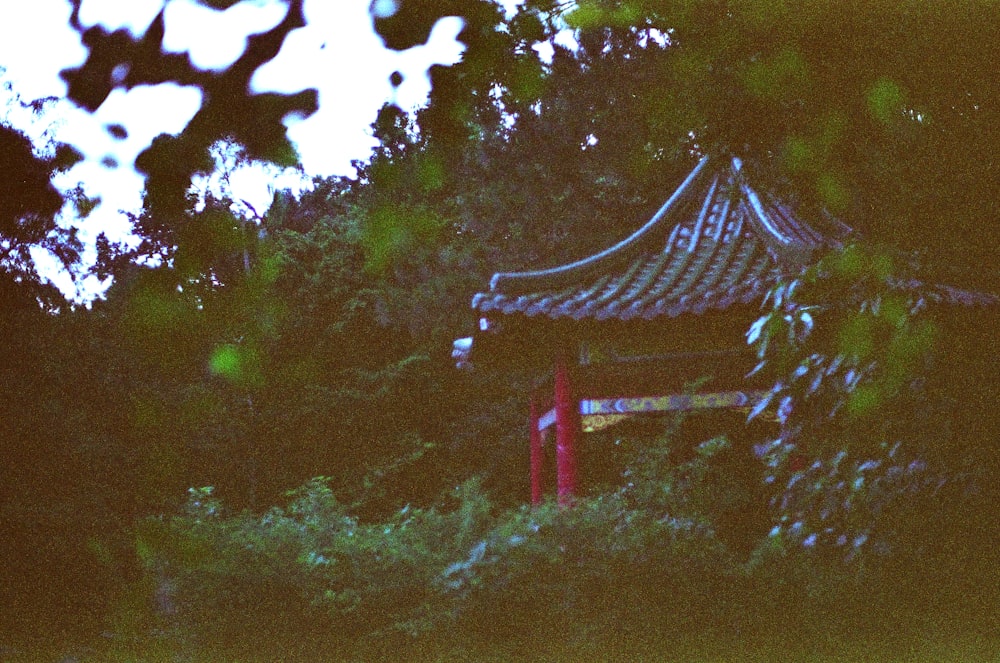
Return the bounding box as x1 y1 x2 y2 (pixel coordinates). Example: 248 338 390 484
489 155 714 295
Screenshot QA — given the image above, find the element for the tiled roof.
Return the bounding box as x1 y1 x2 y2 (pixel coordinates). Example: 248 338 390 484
471 156 849 321
454 156 998 368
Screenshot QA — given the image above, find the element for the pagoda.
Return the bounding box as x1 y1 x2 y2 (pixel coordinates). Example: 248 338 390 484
453 155 990 504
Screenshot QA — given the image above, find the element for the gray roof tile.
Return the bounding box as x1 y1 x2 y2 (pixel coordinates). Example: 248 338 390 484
474 156 837 320
471 156 997 322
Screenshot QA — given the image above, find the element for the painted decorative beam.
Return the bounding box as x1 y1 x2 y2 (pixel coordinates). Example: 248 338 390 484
581 390 768 415
537 390 769 431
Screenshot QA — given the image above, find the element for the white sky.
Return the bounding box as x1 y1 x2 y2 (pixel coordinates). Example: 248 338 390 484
0 0 522 299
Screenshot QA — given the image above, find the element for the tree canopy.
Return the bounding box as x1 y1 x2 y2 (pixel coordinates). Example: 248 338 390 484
1 0 999 657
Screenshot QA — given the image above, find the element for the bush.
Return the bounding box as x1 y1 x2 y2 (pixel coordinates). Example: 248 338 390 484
135 431 748 656
135 420 997 661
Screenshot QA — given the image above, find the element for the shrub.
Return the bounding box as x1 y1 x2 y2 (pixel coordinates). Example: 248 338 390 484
140 417 997 660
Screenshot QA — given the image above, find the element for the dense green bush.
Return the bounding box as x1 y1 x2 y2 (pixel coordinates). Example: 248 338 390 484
128 422 997 661
133 432 735 656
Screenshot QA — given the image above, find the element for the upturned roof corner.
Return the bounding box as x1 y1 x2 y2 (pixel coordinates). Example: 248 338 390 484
472 155 851 322
455 155 998 368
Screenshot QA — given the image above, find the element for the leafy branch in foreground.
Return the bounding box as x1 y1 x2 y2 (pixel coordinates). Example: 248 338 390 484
746 243 996 559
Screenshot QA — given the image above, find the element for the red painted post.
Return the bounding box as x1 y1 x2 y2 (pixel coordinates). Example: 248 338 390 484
529 394 543 505
554 356 579 504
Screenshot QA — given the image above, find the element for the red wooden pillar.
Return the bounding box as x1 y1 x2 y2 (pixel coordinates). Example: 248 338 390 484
554 355 579 504
529 394 543 505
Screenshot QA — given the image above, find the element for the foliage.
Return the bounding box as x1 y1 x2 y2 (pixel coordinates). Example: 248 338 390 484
133 420 997 660
0 74 88 300
141 432 742 658
746 243 1000 563
59 0 316 221
3 1 999 658
39 0 1000 292
54 0 526 224
556 0 1000 283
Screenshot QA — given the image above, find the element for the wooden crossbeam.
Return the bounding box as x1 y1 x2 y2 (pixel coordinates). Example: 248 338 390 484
537 390 768 432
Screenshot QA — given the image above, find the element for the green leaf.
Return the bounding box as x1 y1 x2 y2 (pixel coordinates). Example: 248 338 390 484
866 77 905 126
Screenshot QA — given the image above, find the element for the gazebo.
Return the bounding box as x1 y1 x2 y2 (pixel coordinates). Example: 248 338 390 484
453 155 988 504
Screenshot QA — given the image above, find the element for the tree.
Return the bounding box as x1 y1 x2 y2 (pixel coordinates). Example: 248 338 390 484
4 1 998 652
741 241 999 581
0 110 84 303
49 0 1000 292
554 0 1000 289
